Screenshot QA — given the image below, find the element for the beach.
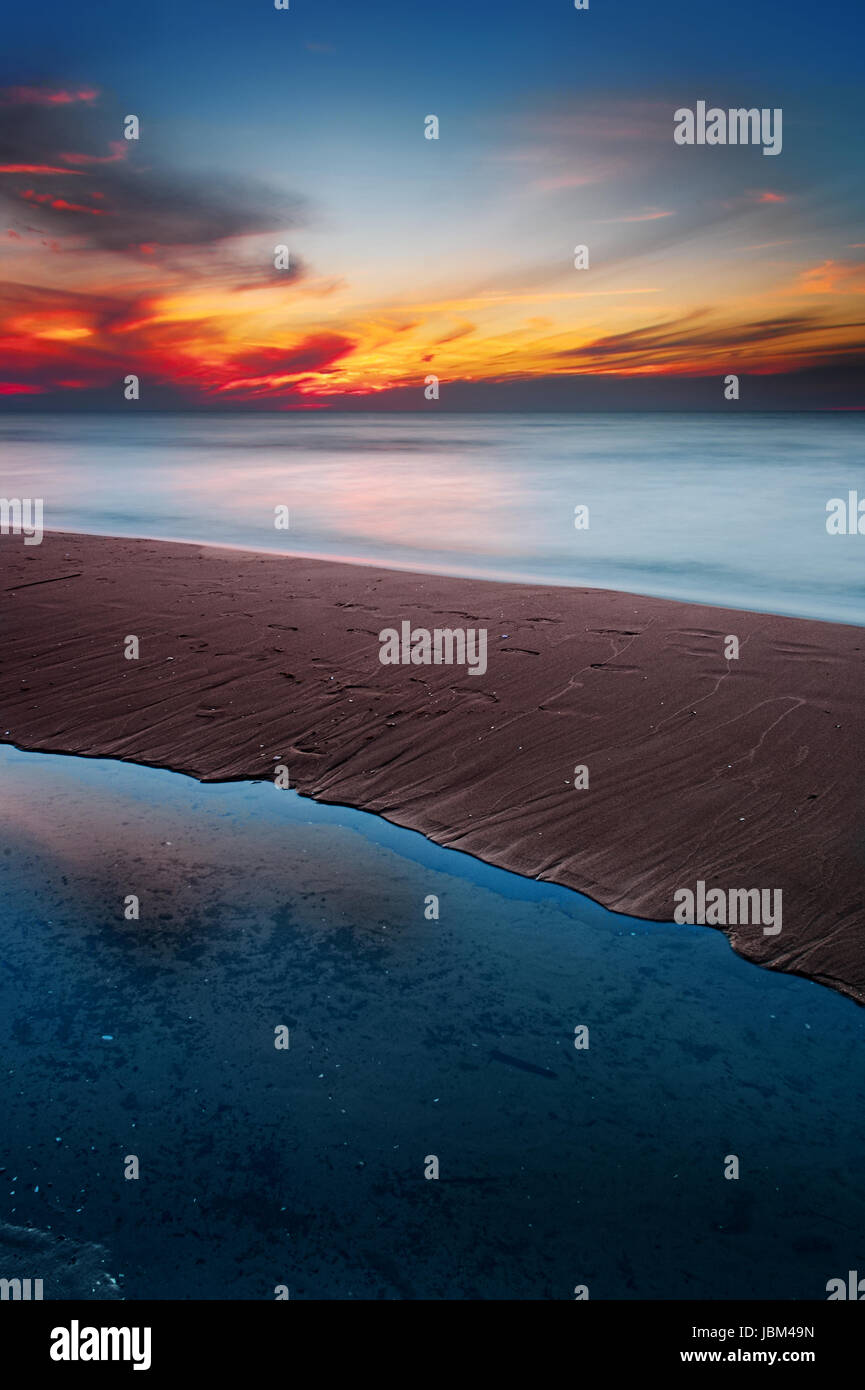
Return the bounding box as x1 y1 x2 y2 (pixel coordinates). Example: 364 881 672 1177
3 529 863 1004
3 0 864 1324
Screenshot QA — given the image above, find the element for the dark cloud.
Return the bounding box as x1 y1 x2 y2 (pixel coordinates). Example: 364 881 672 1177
219 333 357 387
0 83 309 254
571 311 823 360
433 323 476 346
6 363 863 413
539 309 864 375
123 242 310 289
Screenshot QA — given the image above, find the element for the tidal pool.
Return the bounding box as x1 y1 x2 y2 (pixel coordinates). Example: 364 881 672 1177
0 744 862 1299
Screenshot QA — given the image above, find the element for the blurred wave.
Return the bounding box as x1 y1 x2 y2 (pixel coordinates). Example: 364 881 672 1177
1 411 862 623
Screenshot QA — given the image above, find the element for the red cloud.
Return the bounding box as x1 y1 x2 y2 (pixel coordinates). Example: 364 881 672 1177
20 189 106 215
0 163 85 175
0 86 99 106
219 334 356 385
60 143 127 167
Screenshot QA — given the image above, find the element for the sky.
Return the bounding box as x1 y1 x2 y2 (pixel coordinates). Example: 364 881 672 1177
1 0 863 409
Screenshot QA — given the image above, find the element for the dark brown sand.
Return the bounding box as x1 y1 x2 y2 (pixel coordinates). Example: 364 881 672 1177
2 531 864 1002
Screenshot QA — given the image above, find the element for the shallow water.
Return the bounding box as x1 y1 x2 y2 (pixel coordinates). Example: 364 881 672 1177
0 744 862 1299
1 411 864 623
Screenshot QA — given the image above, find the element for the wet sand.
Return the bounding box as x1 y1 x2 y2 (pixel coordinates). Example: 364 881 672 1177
2 530 864 1002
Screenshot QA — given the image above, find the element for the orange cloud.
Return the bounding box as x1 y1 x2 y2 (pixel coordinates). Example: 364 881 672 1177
798 260 865 294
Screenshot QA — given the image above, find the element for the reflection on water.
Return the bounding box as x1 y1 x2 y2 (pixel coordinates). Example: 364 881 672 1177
1 411 863 622
1 745 863 1299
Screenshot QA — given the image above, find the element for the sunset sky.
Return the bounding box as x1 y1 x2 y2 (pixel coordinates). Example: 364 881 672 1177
1 0 863 409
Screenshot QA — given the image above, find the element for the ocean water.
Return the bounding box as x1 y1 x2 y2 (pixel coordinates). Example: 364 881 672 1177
1 411 863 623
1 744 863 1301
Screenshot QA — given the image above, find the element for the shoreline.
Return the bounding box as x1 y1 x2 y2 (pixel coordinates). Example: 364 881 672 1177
3 529 864 1004
13 523 865 629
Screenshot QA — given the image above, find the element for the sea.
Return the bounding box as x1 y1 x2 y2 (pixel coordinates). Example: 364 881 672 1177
1 410 863 622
